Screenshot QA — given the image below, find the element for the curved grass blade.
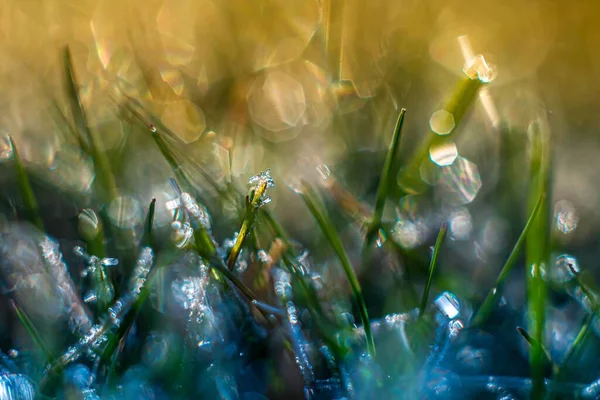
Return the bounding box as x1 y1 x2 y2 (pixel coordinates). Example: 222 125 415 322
418 222 448 319
64 47 118 203
8 136 44 231
296 181 375 357
10 300 55 364
369 108 406 240
470 192 546 327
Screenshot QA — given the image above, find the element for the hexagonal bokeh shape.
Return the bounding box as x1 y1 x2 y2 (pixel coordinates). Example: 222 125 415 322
248 70 306 134
160 99 206 144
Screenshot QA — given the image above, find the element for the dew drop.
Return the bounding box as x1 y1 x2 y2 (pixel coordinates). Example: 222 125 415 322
554 199 579 234
435 291 461 319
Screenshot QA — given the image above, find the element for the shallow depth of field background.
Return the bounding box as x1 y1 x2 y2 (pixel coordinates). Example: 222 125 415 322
2 0 600 384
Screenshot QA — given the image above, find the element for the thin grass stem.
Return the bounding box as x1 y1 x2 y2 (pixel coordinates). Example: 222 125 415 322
297 181 375 357
418 222 448 318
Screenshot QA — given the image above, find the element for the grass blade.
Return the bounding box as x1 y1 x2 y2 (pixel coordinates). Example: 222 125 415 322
398 77 483 193
556 313 594 380
8 136 44 231
470 192 546 327
64 47 118 203
141 198 156 248
10 300 55 364
296 181 375 357
526 117 551 399
369 108 406 238
516 326 557 375
227 172 272 270
418 222 448 318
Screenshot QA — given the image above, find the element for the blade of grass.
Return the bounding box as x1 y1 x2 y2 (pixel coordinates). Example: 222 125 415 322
227 175 272 270
470 192 546 327
418 222 448 318
516 326 557 376
397 77 483 193
64 47 118 203
141 198 156 248
296 181 375 357
555 312 594 380
8 136 44 231
10 300 55 363
526 117 551 399
369 108 406 240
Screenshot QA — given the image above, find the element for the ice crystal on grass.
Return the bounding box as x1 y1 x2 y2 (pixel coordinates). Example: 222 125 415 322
248 169 275 207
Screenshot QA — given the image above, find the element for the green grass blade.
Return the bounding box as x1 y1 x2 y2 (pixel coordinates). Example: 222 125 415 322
369 108 406 238
556 313 594 380
418 222 447 318
470 192 546 327
526 117 551 399
516 326 557 375
10 300 55 364
141 198 156 248
398 77 483 193
64 47 118 203
297 181 375 357
8 136 44 231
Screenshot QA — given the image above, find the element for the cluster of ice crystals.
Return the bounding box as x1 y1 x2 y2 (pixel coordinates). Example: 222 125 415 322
170 221 194 248
74 246 119 278
40 238 92 334
180 192 212 229
129 247 154 296
463 54 498 83
248 169 275 207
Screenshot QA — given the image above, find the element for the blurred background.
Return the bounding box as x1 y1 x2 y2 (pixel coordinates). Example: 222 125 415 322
1 0 600 392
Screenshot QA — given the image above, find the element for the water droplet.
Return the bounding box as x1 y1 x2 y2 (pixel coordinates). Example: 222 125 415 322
429 110 455 135
449 208 472 240
448 319 464 337
547 254 580 284
0 133 13 162
437 156 482 205
78 209 101 241
435 291 461 319
463 54 498 83
429 140 458 166
554 199 579 234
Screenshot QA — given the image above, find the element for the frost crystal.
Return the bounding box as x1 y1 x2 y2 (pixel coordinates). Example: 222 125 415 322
249 169 275 207
40 239 92 334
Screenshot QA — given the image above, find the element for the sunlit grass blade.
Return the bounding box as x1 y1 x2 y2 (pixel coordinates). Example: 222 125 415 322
369 108 406 239
227 174 272 270
526 116 551 399
64 47 118 203
8 136 44 231
296 181 375 357
418 222 447 319
516 326 557 375
470 192 546 327
398 77 483 193
10 300 55 364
